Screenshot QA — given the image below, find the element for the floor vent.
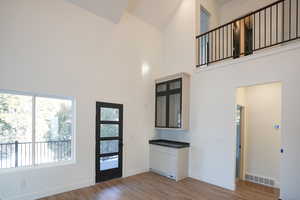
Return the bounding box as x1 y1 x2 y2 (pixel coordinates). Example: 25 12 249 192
245 174 275 187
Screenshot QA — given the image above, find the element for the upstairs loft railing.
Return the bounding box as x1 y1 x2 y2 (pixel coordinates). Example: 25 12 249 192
196 0 300 68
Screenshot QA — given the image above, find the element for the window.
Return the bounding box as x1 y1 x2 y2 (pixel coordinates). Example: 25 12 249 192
200 6 210 64
200 7 210 34
0 91 75 169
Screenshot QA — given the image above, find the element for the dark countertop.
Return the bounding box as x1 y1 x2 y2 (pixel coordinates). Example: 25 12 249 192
149 139 190 149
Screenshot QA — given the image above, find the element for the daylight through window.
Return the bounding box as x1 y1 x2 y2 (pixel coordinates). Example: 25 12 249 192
0 91 74 169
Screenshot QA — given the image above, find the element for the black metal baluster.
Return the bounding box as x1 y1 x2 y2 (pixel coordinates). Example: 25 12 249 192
254 13 256 50
204 34 207 65
259 11 261 48
277 3 279 43
226 25 228 57
270 6 273 45
223 27 225 59
265 9 267 47
215 31 217 61
231 23 233 56
15 141 18 168
219 28 221 60
289 0 291 39
297 0 299 37
207 33 210 64
198 37 201 65
283 0 285 42
243 19 245 55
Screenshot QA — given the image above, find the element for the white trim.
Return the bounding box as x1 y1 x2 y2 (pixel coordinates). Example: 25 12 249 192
0 160 76 175
0 90 76 173
6 177 94 200
0 89 74 101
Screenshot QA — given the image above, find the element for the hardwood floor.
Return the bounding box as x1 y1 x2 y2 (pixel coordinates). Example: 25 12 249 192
40 172 279 200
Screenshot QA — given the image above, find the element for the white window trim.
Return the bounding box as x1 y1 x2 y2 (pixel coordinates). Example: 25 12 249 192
0 89 76 173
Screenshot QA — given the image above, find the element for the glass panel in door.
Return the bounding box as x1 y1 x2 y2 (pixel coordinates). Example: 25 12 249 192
100 124 119 137
100 108 119 121
100 140 119 154
100 155 119 171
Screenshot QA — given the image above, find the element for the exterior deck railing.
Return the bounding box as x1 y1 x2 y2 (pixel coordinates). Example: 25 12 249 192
0 140 71 168
196 0 300 67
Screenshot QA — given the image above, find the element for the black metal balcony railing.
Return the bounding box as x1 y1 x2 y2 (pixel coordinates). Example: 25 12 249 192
196 0 300 67
0 140 71 168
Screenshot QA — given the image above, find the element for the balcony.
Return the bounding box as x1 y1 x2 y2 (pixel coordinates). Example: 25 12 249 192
0 140 72 168
196 0 300 68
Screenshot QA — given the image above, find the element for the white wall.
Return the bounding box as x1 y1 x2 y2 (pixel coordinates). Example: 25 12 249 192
239 83 281 187
0 0 162 199
160 0 300 199
220 0 276 24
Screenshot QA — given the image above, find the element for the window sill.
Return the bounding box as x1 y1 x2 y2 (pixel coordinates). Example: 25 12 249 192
0 160 76 175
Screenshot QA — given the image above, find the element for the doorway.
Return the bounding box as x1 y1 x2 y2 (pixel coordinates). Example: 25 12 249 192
235 82 282 194
236 105 244 180
95 102 123 183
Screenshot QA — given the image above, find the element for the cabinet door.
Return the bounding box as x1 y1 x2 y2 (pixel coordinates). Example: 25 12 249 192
156 95 167 127
169 93 181 128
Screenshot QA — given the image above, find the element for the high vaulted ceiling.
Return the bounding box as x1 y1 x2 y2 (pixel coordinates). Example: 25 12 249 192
216 0 233 5
66 0 232 28
65 0 182 28
66 0 129 23
128 0 183 29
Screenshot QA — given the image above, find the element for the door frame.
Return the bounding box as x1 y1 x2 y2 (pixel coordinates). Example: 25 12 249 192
95 102 123 183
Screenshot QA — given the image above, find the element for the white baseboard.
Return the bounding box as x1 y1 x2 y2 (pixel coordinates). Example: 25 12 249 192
4 168 148 200
189 174 235 191
7 178 94 200
124 168 148 178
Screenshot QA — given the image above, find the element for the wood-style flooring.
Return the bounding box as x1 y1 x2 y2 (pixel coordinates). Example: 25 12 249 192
40 172 279 200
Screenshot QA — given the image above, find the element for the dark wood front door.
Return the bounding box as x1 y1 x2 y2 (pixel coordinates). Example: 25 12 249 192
96 102 123 183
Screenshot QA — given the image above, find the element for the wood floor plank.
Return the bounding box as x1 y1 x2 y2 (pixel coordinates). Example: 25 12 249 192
39 172 279 200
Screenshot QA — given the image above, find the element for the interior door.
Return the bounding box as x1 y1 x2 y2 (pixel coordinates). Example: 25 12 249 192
96 102 123 183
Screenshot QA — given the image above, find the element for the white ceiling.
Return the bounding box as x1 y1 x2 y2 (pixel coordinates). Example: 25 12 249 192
66 0 128 23
216 0 233 5
65 0 231 28
128 0 183 29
